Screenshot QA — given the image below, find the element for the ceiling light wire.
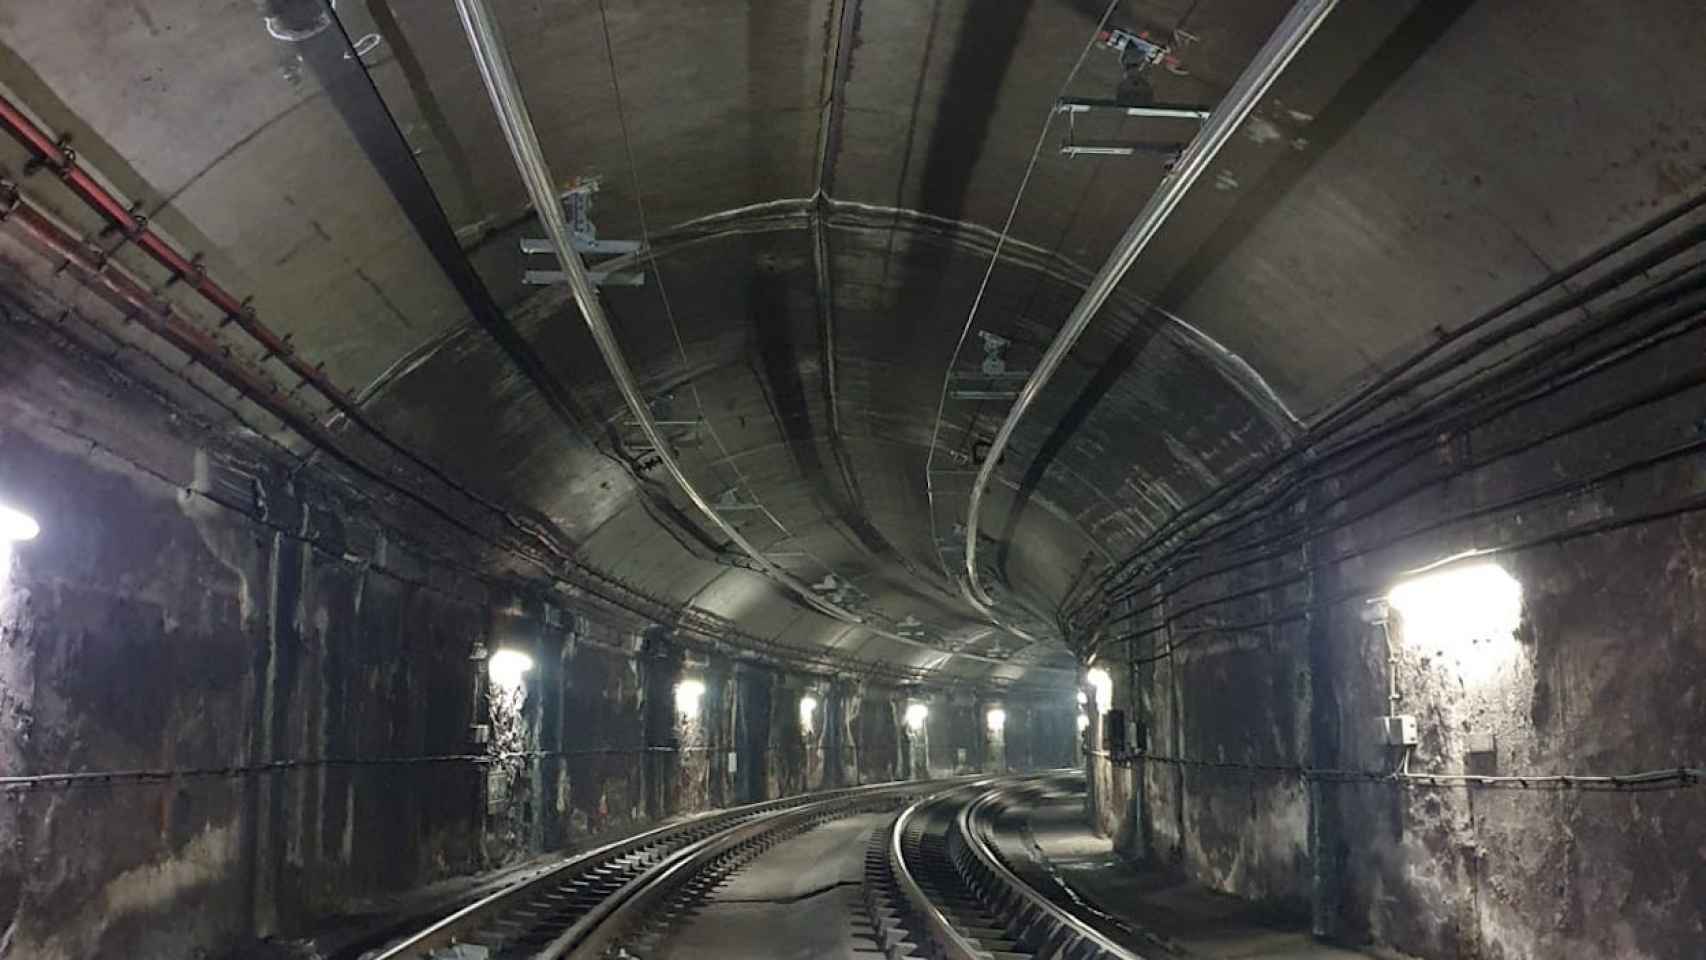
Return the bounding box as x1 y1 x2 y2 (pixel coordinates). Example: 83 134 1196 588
592 1 830 570
920 0 1122 598
593 0 929 642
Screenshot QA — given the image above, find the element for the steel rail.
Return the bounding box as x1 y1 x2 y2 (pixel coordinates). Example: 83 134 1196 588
869 773 1138 959
886 790 993 960
372 776 956 959
961 0 1340 604
452 0 864 626
550 783 915 959
952 781 1144 958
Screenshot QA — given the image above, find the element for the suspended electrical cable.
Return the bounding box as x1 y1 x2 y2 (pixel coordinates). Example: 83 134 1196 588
0 744 802 794
1097 752 1702 793
591 0 1012 657
919 0 1123 607
592 0 862 611
13 362 968 689
1086 191 1706 605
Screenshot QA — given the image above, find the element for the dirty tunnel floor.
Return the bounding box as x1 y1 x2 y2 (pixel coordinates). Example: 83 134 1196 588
644 812 887 959
1018 794 1375 960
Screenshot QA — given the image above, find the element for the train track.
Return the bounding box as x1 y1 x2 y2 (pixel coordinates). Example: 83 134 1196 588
863 774 1145 960
369 772 1127 960
368 778 958 960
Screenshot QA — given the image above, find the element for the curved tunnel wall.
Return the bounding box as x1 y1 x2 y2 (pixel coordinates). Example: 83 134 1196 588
0 316 1076 958
1081 200 1706 960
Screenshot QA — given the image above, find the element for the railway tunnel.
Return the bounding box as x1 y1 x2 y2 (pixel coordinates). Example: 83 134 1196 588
0 0 1701 957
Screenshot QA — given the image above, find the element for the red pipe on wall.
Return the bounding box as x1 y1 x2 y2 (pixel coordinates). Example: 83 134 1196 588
0 93 359 411
0 180 359 453
0 89 566 537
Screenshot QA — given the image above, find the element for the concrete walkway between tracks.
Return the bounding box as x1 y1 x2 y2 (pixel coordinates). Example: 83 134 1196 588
647 812 888 959
1015 795 1380 960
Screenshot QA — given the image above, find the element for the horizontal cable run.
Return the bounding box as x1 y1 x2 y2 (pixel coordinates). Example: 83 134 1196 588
7 327 1037 692
2 745 809 793
1110 473 1706 657
1095 751 1703 793
1080 188 1706 619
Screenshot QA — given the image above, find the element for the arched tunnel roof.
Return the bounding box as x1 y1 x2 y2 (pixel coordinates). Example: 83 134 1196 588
0 0 1700 686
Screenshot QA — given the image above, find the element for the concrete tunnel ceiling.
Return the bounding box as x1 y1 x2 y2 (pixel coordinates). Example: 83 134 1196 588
1 0 1701 684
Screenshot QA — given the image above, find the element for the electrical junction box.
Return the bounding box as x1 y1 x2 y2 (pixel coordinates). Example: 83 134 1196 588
1467 732 1498 756
1379 715 1419 747
468 723 490 745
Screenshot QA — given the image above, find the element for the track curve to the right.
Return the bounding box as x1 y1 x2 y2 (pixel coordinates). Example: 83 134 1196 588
864 774 1148 960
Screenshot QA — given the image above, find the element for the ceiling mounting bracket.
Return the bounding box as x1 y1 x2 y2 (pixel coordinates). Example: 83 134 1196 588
1059 103 1188 160
521 178 645 287
1060 23 1204 158
964 0 1341 607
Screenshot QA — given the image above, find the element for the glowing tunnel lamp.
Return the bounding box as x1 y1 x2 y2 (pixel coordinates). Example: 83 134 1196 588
799 694 819 734
985 708 1007 734
1086 667 1112 714
675 678 707 716
904 702 929 732
0 503 39 542
1077 714 1090 732
488 649 534 691
1387 561 1522 679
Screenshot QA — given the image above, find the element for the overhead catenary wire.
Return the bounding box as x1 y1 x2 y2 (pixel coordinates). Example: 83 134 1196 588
962 0 1342 607
453 0 886 631
591 0 931 648
921 0 1123 595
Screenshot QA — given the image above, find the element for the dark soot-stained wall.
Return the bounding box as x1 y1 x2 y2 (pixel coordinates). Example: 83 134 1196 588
1087 266 1706 959
0 317 1072 959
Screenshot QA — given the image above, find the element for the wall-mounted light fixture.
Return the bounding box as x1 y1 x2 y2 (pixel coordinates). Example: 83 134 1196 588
0 502 39 543
904 702 929 732
799 694 819 735
1388 559 1522 682
675 678 707 717
1086 667 1112 714
985 708 1007 734
1077 714 1090 732
488 648 534 691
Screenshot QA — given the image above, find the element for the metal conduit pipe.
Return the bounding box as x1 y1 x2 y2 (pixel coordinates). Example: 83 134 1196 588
0 192 1036 680
1092 253 1706 612
1116 478 1706 659
0 86 591 570
1072 228 1706 638
0 183 972 683
962 0 1340 604
1100 274 1706 613
450 0 862 627
1111 413 1706 644
1087 194 1706 600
